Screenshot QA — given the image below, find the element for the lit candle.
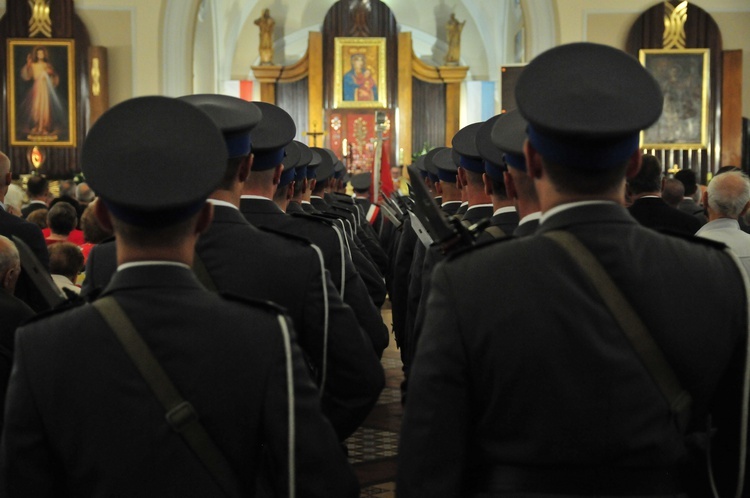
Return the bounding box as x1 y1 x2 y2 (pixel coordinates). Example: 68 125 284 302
342 138 348 157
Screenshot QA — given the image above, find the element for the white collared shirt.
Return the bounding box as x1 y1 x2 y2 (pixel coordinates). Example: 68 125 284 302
493 206 517 217
240 195 272 201
539 200 617 225
117 261 191 272
207 199 238 210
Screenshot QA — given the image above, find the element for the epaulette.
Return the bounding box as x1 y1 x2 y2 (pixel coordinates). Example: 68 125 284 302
331 192 355 204
445 233 517 262
22 296 87 325
219 291 290 316
656 228 729 250
258 225 315 248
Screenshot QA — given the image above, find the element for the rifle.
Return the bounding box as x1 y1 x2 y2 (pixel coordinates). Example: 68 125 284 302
406 165 485 255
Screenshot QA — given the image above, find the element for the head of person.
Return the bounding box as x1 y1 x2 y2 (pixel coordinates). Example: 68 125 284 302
75 182 95 204
80 200 112 244
47 202 78 236
515 43 663 202
291 141 313 199
48 242 84 283
81 96 226 255
243 102 296 197
704 170 750 220
310 148 335 195
0 152 10 202
627 154 663 196
452 123 489 195
674 169 699 197
26 208 48 229
662 178 685 208
0 235 21 294
490 109 539 209
26 175 49 201
274 141 300 206
177 94 263 196
59 180 76 198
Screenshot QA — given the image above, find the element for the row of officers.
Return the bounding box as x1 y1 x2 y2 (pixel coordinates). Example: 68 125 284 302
1 41 749 497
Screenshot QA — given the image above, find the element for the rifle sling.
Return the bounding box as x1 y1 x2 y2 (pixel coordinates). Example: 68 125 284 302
92 296 241 498
543 230 692 428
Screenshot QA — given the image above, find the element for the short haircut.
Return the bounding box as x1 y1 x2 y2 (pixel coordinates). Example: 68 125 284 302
544 158 630 196
27 175 49 197
707 170 750 219
661 178 684 207
47 202 78 236
489 176 508 199
48 242 84 279
674 169 699 195
0 235 19 275
110 213 198 250
627 154 662 195
27 208 48 229
218 156 245 191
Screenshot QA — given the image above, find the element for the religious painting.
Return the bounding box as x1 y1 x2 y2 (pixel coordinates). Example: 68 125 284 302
333 37 387 109
7 39 76 147
639 49 709 149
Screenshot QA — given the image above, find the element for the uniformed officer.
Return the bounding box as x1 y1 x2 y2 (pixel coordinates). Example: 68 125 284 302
399 42 749 497
475 115 519 240
490 109 542 236
239 102 389 357
178 94 383 441
452 122 495 225
2 96 358 497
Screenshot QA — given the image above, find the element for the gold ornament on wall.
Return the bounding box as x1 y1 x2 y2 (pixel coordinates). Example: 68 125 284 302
28 0 52 38
663 1 688 50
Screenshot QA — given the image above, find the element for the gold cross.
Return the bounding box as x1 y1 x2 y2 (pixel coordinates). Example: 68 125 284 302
304 123 327 147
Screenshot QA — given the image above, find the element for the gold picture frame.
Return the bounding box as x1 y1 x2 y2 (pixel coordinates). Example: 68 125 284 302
639 48 709 150
333 37 387 109
8 39 76 147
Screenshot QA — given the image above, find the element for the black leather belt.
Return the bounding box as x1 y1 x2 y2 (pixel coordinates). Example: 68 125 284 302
469 465 685 496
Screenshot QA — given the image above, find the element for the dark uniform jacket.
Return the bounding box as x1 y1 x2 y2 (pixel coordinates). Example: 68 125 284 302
81 206 384 439
2 265 358 497
240 197 389 356
0 208 50 311
398 203 748 497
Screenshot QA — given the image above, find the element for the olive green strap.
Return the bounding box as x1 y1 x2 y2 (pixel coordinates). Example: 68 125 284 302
92 297 241 498
543 230 692 430
483 225 507 240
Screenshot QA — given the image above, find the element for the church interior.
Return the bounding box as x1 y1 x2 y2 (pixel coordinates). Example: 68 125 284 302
0 0 749 496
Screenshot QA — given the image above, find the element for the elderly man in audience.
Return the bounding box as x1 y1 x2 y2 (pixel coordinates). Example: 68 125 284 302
0 152 49 311
695 170 750 273
0 235 34 428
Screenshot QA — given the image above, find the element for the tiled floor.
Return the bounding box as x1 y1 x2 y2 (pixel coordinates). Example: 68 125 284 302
347 308 402 498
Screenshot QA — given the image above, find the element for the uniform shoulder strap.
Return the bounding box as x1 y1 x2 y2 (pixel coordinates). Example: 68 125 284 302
92 296 241 498
483 225 507 239
542 230 692 431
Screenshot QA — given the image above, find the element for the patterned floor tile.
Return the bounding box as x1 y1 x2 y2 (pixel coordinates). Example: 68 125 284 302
347 427 400 464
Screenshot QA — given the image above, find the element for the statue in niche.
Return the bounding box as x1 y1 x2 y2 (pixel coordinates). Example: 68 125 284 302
445 13 465 65
254 9 275 65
